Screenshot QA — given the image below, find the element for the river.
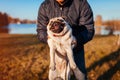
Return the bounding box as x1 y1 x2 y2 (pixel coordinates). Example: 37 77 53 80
7 24 37 34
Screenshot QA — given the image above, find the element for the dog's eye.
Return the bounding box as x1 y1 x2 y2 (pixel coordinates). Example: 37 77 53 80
49 21 53 26
61 23 65 28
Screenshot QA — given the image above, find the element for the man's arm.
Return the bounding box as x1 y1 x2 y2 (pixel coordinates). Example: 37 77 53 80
76 0 95 45
37 3 48 43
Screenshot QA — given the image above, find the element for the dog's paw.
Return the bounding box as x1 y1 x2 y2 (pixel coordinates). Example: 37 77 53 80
73 67 85 80
49 64 56 71
71 39 77 48
71 65 77 70
70 63 77 70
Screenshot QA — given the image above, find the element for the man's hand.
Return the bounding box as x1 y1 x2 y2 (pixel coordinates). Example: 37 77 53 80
71 36 77 48
37 31 47 43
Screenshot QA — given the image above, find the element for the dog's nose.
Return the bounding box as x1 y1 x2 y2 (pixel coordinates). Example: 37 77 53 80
53 22 59 29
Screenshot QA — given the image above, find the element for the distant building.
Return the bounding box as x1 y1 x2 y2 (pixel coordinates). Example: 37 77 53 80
95 15 103 35
95 15 102 27
94 15 115 35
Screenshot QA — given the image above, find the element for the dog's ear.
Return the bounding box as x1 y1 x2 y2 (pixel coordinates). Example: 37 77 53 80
57 19 64 23
57 16 66 22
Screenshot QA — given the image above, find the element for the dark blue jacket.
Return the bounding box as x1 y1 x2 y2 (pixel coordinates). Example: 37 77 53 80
37 0 94 50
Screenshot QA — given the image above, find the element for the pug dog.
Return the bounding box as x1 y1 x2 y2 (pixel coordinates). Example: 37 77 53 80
47 17 85 80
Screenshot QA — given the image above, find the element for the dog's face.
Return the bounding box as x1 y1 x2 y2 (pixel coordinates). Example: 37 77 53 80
47 17 65 33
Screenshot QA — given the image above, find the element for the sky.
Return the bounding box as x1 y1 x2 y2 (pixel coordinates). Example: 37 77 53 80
0 0 120 21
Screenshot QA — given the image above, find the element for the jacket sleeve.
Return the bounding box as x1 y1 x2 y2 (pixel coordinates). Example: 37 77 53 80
36 3 48 43
76 0 95 45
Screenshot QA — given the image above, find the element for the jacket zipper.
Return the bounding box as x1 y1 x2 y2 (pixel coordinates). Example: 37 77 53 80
60 7 63 16
60 7 63 11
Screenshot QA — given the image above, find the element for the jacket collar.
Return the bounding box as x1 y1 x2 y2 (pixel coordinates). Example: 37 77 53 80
49 0 73 7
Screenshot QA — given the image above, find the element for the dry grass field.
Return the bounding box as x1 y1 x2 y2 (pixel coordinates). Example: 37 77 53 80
0 34 120 80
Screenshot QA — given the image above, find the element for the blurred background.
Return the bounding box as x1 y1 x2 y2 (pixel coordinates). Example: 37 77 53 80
0 0 120 35
0 0 120 80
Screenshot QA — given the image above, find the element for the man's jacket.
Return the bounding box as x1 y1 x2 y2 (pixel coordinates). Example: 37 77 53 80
37 0 94 50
